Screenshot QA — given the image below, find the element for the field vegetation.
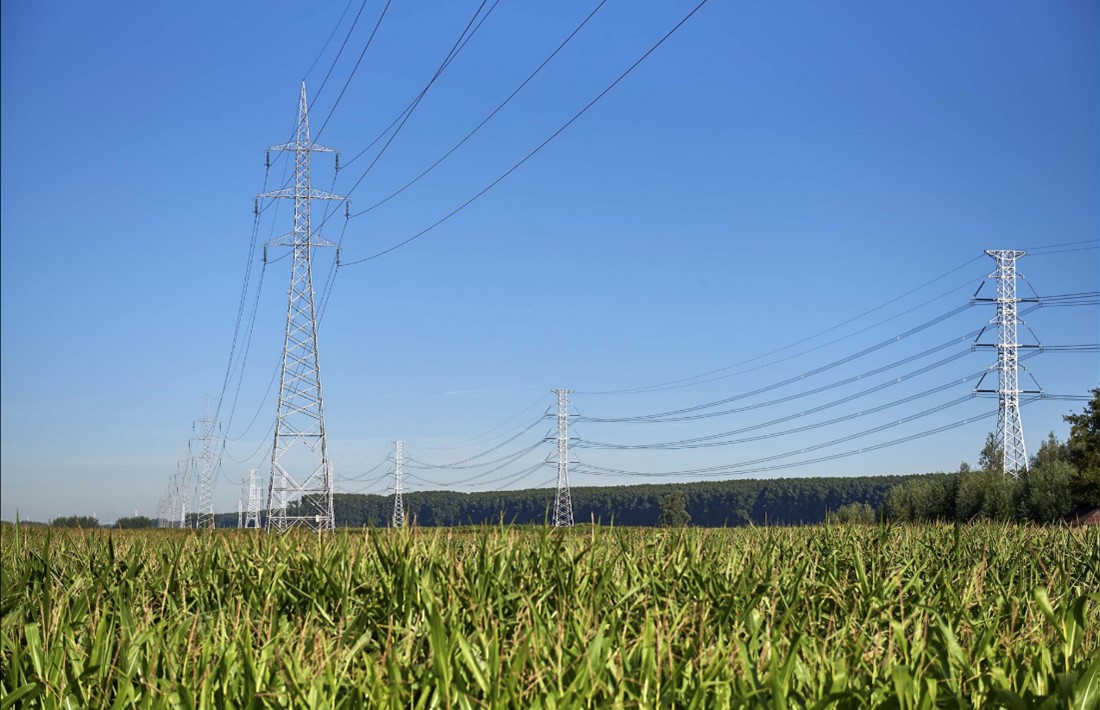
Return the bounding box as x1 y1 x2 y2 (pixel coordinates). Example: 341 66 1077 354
2 523 1097 707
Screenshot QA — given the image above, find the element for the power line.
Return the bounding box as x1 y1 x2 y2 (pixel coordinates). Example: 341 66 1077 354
304 0 362 87
575 396 993 479
417 392 553 450
582 302 975 423
354 0 610 217
338 0 713 266
314 0 394 142
579 372 990 451
308 0 503 327
580 332 982 424
408 439 545 471
337 0 499 173
581 256 988 395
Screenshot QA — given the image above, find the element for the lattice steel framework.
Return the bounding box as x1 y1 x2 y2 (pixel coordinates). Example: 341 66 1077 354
552 389 574 527
175 460 190 528
981 250 1029 477
192 398 219 529
392 441 406 528
261 82 346 532
244 468 262 529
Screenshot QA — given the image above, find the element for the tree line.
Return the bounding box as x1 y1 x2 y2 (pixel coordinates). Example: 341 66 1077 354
23 391 1096 529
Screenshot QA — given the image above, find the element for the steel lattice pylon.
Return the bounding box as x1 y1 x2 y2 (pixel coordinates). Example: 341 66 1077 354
392 441 406 528
261 82 346 532
172 460 190 528
192 397 219 529
552 389 574 527
244 468 262 529
984 249 1029 477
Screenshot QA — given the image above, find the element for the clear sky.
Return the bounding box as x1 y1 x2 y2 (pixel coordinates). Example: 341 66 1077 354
2 0 1096 523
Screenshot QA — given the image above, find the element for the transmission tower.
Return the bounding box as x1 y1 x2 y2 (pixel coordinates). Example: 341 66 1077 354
975 250 1031 477
191 397 220 529
175 460 190 528
244 469 262 529
261 82 346 532
237 499 243 529
393 441 406 528
551 389 574 527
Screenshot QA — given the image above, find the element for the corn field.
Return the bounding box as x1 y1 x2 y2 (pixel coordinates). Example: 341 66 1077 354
1 523 1097 708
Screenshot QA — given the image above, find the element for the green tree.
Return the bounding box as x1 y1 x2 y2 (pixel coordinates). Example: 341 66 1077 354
1063 388 1100 509
1031 431 1069 469
658 491 691 527
831 502 875 524
49 515 99 529
115 516 156 529
956 469 1017 521
978 432 1004 473
884 474 957 522
1019 460 1075 523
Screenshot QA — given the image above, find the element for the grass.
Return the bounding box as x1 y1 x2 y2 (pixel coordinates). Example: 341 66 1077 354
1 523 1098 708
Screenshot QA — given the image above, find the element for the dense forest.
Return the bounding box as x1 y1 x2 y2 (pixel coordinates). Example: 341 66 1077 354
204 474 920 529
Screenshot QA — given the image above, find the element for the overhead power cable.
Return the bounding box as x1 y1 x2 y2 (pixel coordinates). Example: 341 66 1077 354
583 302 975 423
581 255 987 395
314 0 394 142
337 0 499 174
580 353 992 449
302 0 358 82
338 0 713 265
409 439 544 471
579 370 991 450
417 392 553 450
354 0 610 216
407 460 548 489
309 0 501 323
1022 239 1098 252
576 395 994 479
575 406 999 479
580 332 982 423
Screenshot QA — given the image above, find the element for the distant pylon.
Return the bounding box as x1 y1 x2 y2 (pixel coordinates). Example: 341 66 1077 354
261 82 346 533
191 397 220 529
237 499 243 529
976 250 1030 477
393 441 406 528
176 460 190 528
552 389 574 527
244 469 262 529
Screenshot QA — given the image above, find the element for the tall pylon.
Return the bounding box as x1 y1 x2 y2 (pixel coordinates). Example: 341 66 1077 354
244 469 262 529
261 82 346 532
552 389 574 527
975 250 1030 477
392 441 406 528
192 397 220 529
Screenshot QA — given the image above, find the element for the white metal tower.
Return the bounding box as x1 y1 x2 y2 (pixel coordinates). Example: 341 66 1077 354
191 397 219 529
393 441 406 528
261 82 346 532
175 460 190 528
237 499 243 529
244 469 262 529
552 389 574 527
979 249 1030 477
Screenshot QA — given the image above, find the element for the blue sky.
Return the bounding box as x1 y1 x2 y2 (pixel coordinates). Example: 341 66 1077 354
2 0 1096 523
